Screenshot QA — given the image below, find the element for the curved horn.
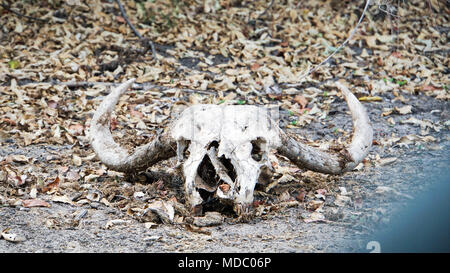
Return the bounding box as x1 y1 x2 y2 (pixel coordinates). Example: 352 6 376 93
278 81 373 174
90 78 176 173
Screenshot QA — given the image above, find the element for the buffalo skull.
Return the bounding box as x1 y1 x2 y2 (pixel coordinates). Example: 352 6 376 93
90 79 372 214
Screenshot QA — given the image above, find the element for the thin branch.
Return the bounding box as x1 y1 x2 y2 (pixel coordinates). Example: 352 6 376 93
115 0 157 59
0 2 47 22
132 82 216 95
19 80 217 95
281 0 372 89
115 0 142 39
257 0 275 20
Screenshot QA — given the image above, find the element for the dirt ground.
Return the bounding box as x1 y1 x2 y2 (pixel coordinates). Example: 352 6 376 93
0 0 449 252
1 90 448 253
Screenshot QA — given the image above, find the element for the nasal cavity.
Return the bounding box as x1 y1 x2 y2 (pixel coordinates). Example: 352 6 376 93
182 139 191 158
219 155 237 182
197 154 217 189
251 137 266 162
207 140 236 182
208 140 219 149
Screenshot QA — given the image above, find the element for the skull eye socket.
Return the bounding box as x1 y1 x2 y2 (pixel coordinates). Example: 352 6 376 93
251 137 266 162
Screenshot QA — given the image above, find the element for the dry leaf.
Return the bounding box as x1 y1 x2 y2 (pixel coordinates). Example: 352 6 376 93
22 199 51 208
293 95 308 109
334 195 351 207
377 157 397 166
8 155 30 163
192 211 223 227
144 222 158 229
185 224 211 235
307 200 324 211
1 229 26 242
42 177 60 193
358 96 382 102
395 105 412 115
51 195 74 205
30 187 38 199
105 219 130 229
68 124 84 136
73 155 82 166
303 212 325 223
146 200 175 224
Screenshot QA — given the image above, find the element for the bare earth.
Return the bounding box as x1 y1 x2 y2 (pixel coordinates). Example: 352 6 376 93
1 91 448 253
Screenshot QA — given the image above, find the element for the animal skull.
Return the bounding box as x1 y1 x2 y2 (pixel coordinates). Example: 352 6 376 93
171 104 282 212
90 79 373 214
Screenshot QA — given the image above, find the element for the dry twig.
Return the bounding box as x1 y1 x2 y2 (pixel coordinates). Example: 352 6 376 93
282 0 372 89
257 0 275 20
19 80 216 95
0 2 47 22
115 0 157 59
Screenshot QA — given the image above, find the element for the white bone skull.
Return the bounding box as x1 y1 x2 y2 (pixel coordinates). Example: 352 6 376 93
90 79 373 214
171 104 282 210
